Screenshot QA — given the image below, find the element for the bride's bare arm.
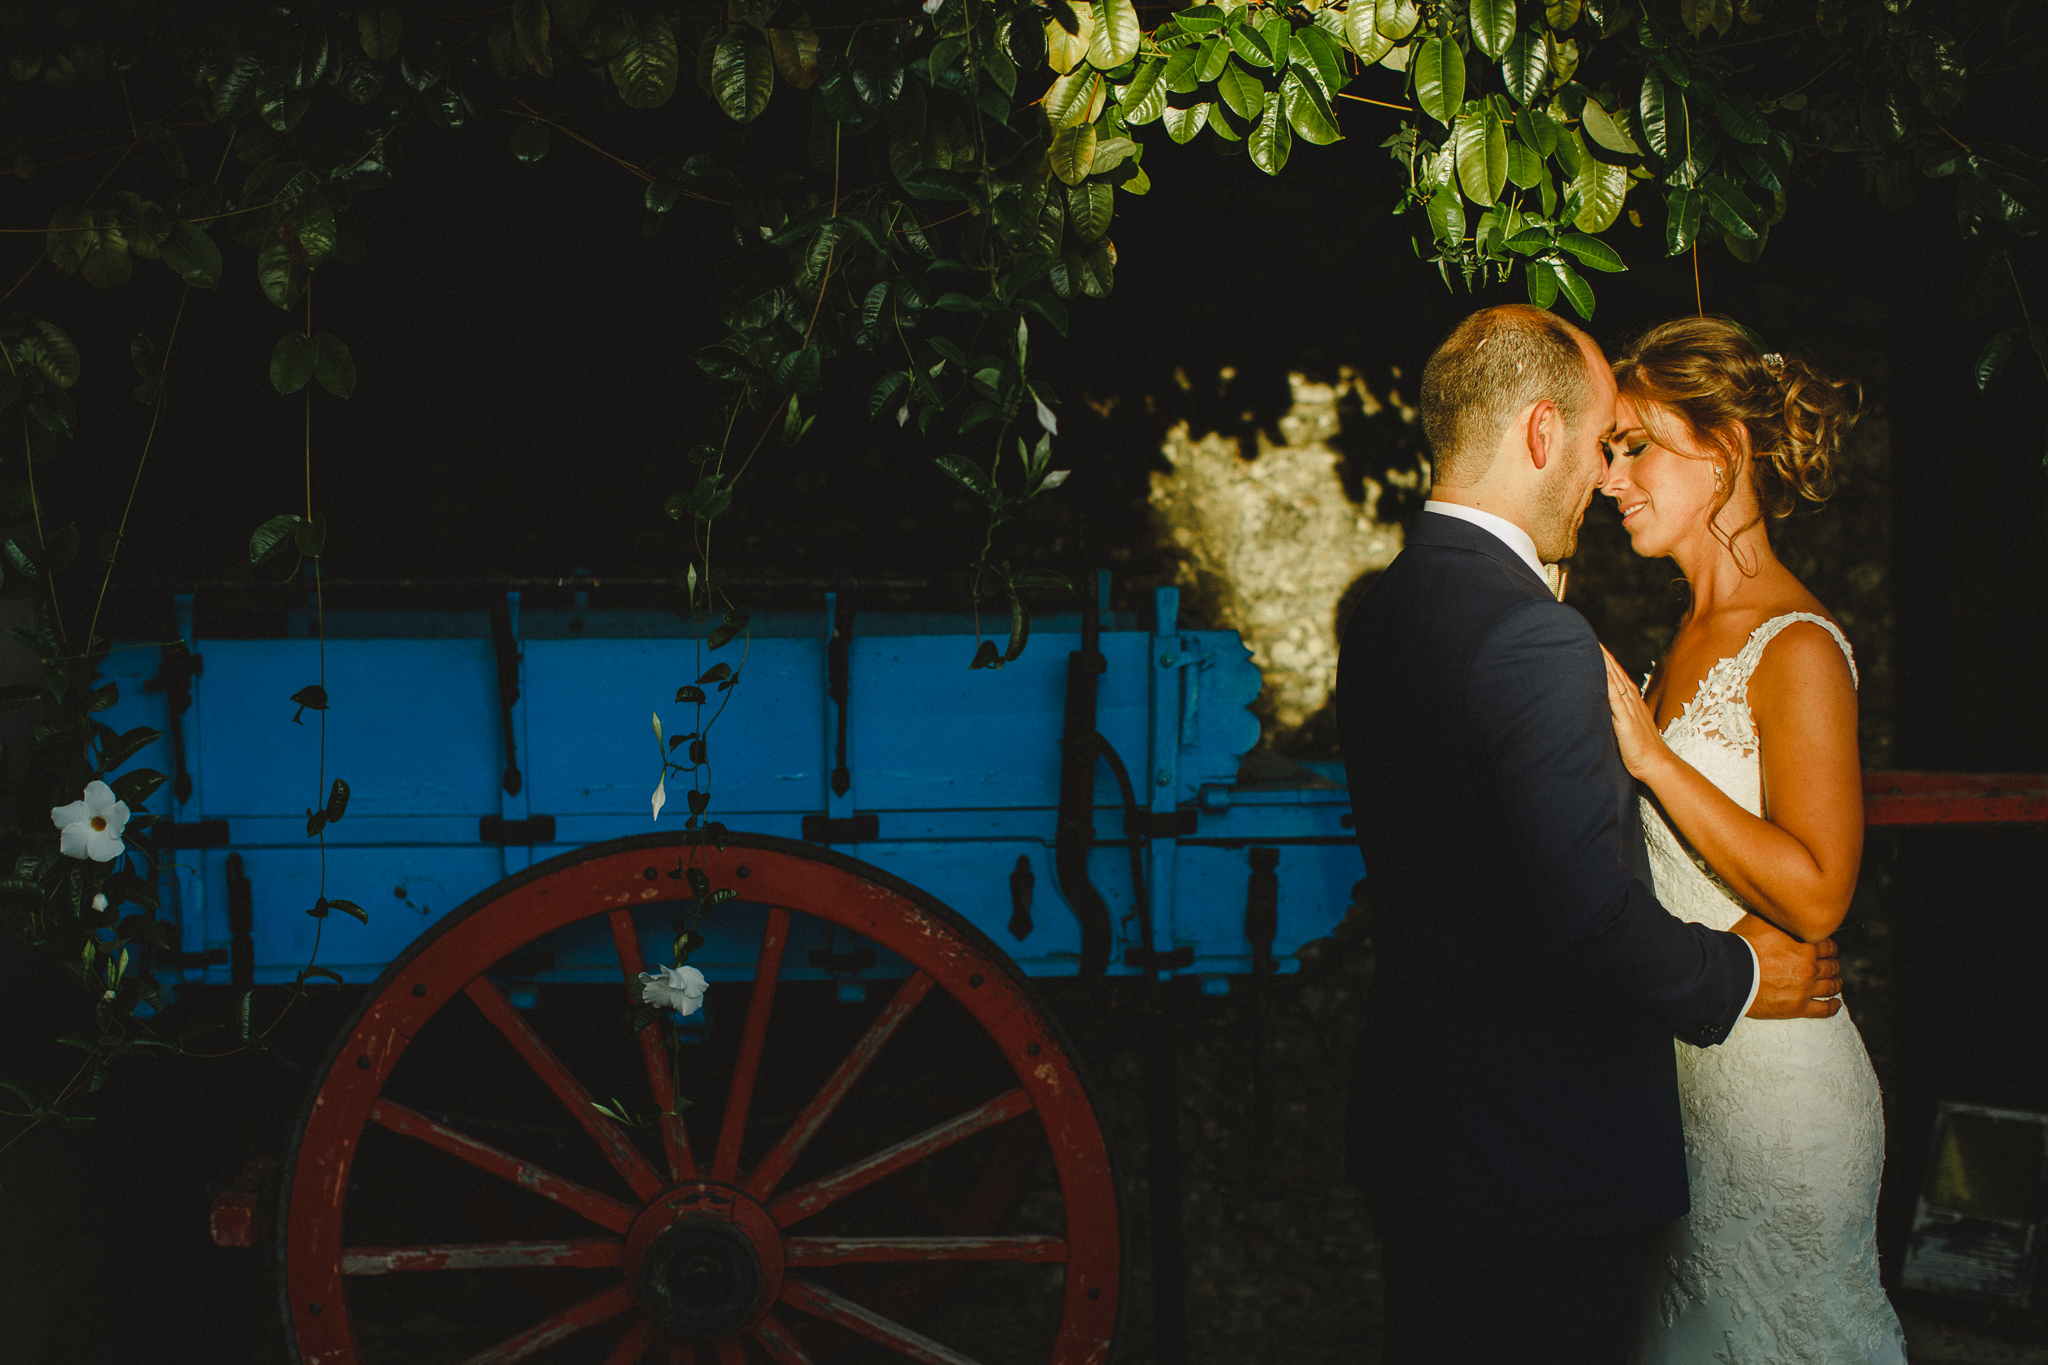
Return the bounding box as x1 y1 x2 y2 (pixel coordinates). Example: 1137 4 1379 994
1600 627 1863 942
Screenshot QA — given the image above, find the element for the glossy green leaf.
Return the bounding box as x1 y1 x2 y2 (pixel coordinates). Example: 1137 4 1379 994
1415 38 1464 126
1249 91 1292 174
1976 326 2023 391
1375 0 1421 40
1229 23 1275 69
1045 68 1100 126
1581 95 1640 156
712 26 773 122
1500 30 1550 107
611 14 679 109
513 0 551 75
1428 184 1465 244
1454 106 1508 205
1525 259 1559 308
1197 34 1231 81
1163 44 1200 92
1506 139 1544 188
1638 69 1672 158
1176 5 1228 34
1570 136 1628 231
1503 225 1553 254
1665 184 1704 254
1283 70 1342 145
1162 102 1211 143
1470 0 1516 59
1216 59 1264 121
1069 182 1115 241
1088 0 1141 68
1553 259 1594 318
256 242 304 311
1701 173 1762 238
359 3 402 60
314 335 356 397
1558 232 1624 271
270 332 317 396
1712 90 1769 145
1260 15 1292 72
1119 59 1165 111
1051 123 1098 184
1546 0 1583 27
1344 4 1396 62
249 514 303 566
1293 26 1345 97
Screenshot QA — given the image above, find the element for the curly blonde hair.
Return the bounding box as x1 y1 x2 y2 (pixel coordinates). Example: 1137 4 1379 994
1611 316 1860 549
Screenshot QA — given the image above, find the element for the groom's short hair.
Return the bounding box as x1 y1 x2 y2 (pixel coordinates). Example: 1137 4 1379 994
1421 306 1594 487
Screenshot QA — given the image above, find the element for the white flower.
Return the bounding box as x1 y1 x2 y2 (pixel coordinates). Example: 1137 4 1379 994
639 964 708 1016
91 893 108 912
51 781 130 862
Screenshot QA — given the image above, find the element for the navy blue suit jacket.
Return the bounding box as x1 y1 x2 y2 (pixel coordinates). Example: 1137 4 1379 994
1338 510 1754 1238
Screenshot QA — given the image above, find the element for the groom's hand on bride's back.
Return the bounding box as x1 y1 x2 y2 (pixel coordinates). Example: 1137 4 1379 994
1732 913 1845 1019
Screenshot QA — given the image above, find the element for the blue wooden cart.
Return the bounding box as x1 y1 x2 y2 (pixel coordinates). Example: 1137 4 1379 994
103 581 1358 1365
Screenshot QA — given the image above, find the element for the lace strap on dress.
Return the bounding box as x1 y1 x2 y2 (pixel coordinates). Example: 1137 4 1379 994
1736 612 1858 691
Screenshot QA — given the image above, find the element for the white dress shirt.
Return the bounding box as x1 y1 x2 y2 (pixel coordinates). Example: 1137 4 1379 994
1419 500 1764 1020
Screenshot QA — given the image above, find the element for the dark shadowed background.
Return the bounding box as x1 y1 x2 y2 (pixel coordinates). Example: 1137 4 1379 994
2 71 2046 1362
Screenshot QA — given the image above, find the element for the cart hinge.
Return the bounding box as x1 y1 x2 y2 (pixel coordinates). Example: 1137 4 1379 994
802 813 878 844
479 814 555 845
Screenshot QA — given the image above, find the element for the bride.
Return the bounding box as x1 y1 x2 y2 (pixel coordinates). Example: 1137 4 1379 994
1594 316 1908 1364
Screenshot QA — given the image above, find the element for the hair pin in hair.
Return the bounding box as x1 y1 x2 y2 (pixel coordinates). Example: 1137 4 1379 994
1761 352 1785 372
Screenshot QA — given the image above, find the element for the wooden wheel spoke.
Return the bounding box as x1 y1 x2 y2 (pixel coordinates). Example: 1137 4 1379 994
744 970 936 1201
369 1099 638 1234
343 1237 623 1275
457 1283 636 1365
713 905 791 1182
779 1276 984 1365
604 1317 657 1365
753 1313 815 1364
608 908 697 1182
785 1235 1067 1265
768 1088 1032 1228
465 974 668 1201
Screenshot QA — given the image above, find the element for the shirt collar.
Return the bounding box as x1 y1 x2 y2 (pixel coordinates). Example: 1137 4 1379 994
1421 500 1547 582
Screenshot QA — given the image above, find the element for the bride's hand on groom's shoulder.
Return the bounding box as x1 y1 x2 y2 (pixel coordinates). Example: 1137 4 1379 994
1600 645 1669 781
1732 913 1845 1020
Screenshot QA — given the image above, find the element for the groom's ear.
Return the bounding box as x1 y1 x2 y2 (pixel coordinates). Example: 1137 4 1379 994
1524 399 1559 471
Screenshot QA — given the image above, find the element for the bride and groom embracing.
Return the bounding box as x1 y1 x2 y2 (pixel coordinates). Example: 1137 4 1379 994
1337 305 1909 1364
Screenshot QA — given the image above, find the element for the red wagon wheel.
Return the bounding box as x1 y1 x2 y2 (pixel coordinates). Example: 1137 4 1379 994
277 832 1122 1365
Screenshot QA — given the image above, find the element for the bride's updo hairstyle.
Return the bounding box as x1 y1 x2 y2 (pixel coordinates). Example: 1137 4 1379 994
1611 315 1859 546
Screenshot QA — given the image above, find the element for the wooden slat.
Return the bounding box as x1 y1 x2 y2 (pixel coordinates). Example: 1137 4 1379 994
715 905 790 1182
753 1313 815 1365
779 1275 983 1365
769 1089 1032 1228
1864 772 2048 826
609 908 696 1181
369 1099 638 1234
603 1317 656 1365
458 1283 636 1365
785 1235 1067 1265
745 970 936 1200
465 975 668 1200
343 1237 623 1275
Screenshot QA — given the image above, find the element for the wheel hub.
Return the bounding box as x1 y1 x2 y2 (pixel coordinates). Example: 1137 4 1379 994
625 1182 785 1343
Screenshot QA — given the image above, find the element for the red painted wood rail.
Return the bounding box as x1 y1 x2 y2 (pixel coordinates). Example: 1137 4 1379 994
1864 773 2048 826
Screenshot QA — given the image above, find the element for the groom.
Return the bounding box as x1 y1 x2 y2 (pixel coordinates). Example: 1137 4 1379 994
1336 305 1844 1364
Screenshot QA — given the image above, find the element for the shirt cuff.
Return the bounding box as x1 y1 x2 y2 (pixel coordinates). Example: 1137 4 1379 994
1738 939 1762 1020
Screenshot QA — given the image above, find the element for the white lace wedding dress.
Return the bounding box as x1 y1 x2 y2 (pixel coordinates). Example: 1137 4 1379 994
1632 613 1908 1365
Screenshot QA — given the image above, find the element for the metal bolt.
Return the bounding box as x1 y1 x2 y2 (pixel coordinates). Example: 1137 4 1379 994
412 983 427 997
1159 653 1176 667
1156 771 1172 787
